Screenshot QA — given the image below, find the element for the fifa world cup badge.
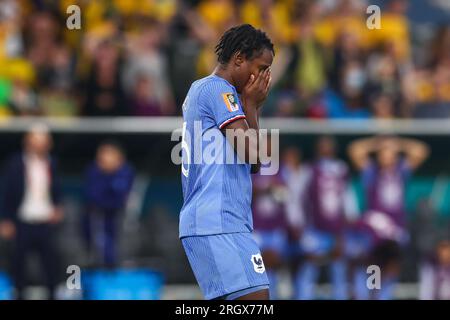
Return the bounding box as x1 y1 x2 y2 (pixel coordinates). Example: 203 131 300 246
222 93 240 112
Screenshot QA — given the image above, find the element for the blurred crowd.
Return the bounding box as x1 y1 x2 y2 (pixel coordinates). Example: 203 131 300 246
252 135 449 300
0 124 135 299
0 0 450 300
0 125 450 300
0 0 449 119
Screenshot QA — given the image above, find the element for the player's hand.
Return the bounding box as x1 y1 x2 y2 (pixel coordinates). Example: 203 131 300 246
49 207 64 225
0 220 16 240
242 68 272 110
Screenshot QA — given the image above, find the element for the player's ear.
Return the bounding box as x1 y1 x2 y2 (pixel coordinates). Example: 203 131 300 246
234 51 245 68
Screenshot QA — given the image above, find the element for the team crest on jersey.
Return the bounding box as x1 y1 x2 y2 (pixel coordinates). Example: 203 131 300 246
251 253 265 274
222 93 239 112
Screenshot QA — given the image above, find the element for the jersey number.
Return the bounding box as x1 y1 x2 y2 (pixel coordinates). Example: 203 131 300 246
181 121 190 177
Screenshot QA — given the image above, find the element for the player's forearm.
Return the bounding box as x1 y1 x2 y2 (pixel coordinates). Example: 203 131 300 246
243 106 261 173
242 99 259 130
400 138 429 154
400 138 429 168
348 137 377 169
350 137 378 153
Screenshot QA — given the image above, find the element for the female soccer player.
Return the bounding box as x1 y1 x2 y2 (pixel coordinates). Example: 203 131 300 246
179 24 274 300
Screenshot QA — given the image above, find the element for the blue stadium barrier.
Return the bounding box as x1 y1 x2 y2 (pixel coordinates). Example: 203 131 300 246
0 272 12 300
81 268 164 300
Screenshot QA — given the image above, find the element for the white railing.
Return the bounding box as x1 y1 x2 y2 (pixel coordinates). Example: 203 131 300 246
1 117 450 135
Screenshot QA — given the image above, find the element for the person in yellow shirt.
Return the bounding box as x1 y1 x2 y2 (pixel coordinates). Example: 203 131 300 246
291 1 327 98
370 0 411 63
197 0 236 33
314 0 370 50
195 0 239 77
240 0 294 45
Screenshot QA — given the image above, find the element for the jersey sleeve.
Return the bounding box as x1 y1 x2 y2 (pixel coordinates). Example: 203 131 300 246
200 80 246 130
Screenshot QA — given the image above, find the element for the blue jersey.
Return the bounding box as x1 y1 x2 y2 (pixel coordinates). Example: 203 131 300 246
179 74 252 238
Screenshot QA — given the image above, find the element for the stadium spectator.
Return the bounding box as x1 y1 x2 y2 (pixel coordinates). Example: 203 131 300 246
128 74 166 116
419 239 450 300
292 1 327 103
279 146 312 298
0 124 63 300
239 0 293 46
252 164 289 299
371 0 411 63
348 135 429 299
82 141 134 268
369 93 396 119
24 10 76 117
295 136 355 300
122 18 175 116
5 59 39 116
410 25 450 118
0 0 23 59
82 39 127 116
280 146 311 237
26 11 72 90
0 0 446 120
365 46 405 117
166 5 215 109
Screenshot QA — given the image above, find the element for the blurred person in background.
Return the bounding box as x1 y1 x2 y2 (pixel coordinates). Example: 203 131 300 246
0 124 63 300
272 92 298 117
4 59 40 116
166 2 217 109
82 141 134 268
323 28 370 119
122 18 175 116
295 136 355 300
197 0 237 35
410 25 450 118
195 0 239 78
252 137 289 299
328 30 365 96
280 146 311 235
25 10 70 90
419 239 450 300
279 146 311 298
24 9 77 117
368 93 396 120
82 39 127 116
370 0 411 63
313 0 369 51
289 0 327 118
0 0 444 121
348 135 429 299
365 44 405 117
239 0 293 46
237 0 295 91
0 0 23 60
128 74 166 116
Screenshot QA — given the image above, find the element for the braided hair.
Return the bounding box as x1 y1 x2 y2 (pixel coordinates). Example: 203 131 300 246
215 24 275 65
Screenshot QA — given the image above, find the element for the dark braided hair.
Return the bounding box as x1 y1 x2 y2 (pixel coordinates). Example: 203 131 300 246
215 24 275 64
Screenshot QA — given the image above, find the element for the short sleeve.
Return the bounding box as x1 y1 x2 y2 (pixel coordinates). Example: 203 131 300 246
200 80 246 130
